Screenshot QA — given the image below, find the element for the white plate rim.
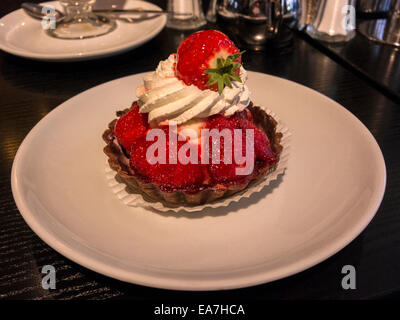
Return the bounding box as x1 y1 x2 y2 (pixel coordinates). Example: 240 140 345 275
0 1 167 62
11 72 387 291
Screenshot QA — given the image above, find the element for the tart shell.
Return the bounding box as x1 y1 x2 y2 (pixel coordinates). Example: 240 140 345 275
103 102 283 206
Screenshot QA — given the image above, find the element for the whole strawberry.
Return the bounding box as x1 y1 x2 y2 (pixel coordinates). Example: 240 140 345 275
114 102 149 152
176 30 244 94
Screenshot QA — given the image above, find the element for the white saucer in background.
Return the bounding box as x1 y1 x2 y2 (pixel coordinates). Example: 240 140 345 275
0 1 166 61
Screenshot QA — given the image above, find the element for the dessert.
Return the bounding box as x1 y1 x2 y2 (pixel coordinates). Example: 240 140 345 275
103 30 283 206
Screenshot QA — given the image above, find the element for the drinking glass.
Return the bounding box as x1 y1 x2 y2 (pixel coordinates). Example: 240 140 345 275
48 0 116 39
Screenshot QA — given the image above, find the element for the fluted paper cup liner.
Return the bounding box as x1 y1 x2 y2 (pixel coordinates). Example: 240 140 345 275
105 107 291 213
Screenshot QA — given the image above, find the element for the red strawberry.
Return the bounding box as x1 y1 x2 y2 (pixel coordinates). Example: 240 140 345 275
129 128 207 189
206 114 236 131
253 127 276 163
205 111 277 182
176 30 244 93
206 128 251 183
114 101 149 151
126 106 277 187
210 111 276 163
205 115 245 183
207 110 253 131
172 162 208 189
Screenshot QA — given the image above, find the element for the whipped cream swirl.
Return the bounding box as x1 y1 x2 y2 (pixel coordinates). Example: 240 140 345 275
136 54 250 125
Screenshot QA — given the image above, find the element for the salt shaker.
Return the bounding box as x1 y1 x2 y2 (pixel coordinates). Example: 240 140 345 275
306 0 356 42
167 0 207 30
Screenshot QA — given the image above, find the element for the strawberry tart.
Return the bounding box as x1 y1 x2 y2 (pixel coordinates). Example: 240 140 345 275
103 30 283 206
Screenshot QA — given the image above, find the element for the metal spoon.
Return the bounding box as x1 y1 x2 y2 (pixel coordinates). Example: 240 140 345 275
22 2 113 25
22 3 149 25
21 2 189 22
22 2 65 23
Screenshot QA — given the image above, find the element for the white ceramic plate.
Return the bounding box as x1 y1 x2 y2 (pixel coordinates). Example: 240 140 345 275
0 1 166 61
11 72 386 290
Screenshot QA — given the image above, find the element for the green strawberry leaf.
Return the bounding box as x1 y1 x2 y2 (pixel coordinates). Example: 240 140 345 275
223 74 232 88
229 72 242 83
217 78 224 94
206 73 220 86
227 51 245 62
204 50 245 94
204 68 218 74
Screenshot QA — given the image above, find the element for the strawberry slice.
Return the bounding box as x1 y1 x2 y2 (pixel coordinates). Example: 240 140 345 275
176 30 244 93
114 101 149 151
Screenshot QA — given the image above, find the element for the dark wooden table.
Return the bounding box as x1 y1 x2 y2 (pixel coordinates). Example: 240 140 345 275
1 1 399 300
